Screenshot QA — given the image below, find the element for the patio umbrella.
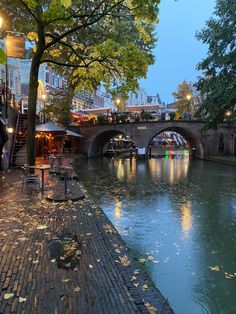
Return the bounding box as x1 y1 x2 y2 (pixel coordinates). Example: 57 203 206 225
36 122 66 133
36 122 66 156
66 129 83 137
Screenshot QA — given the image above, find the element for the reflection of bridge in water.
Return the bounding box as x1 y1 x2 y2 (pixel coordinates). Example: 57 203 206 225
71 120 235 159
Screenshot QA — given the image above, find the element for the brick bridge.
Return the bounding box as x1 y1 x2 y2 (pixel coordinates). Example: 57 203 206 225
71 120 236 159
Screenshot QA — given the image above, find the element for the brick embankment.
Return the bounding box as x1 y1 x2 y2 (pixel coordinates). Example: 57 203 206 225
0 169 173 314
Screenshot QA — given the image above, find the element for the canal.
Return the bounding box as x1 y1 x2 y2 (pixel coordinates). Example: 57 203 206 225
74 154 236 314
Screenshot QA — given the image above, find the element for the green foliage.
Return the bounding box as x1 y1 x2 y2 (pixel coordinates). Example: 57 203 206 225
0 48 6 64
119 114 129 123
43 88 72 126
172 80 193 115
97 115 106 124
169 112 176 120
141 111 153 121
195 0 236 128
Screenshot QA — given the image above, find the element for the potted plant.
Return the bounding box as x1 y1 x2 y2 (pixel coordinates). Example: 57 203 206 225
97 115 106 124
169 112 176 120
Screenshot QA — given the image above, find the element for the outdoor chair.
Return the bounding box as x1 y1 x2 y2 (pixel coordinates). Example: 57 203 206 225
21 165 40 192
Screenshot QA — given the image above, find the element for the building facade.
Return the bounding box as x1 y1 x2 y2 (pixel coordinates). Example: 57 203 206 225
0 39 22 114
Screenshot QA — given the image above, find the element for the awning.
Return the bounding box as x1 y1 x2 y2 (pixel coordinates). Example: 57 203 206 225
36 122 66 133
66 129 83 137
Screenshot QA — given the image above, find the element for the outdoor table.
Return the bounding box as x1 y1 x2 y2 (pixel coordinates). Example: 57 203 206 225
60 165 74 195
29 164 51 195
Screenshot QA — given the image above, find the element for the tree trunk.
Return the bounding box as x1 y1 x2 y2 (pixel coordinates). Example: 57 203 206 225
26 51 42 166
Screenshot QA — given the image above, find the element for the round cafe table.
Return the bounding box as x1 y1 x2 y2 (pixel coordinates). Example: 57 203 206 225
29 164 51 195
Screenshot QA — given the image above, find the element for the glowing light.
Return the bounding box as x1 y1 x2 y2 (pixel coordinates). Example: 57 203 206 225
225 111 232 117
7 127 14 133
186 94 192 101
0 17 3 29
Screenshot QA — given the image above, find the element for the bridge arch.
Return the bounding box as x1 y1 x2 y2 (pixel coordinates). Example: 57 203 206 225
87 129 130 158
145 126 205 159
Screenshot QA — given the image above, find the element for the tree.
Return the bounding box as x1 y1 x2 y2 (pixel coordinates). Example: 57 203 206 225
172 80 194 115
0 48 6 63
2 0 160 166
195 0 236 128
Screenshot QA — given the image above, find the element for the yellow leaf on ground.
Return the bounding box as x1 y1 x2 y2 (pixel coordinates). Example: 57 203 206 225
74 287 81 293
36 225 47 230
145 302 157 314
4 293 14 300
142 284 148 291
139 258 146 265
19 297 27 303
209 265 221 271
119 255 131 266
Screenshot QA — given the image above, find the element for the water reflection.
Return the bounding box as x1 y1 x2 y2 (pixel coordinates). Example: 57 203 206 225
180 200 192 237
74 157 236 314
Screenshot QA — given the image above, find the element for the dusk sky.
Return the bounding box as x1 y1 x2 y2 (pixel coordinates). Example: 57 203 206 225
140 0 216 104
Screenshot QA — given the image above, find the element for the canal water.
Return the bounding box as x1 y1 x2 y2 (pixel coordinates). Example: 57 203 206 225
74 154 236 314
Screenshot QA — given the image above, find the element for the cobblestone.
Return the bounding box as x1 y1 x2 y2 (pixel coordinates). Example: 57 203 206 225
0 169 173 314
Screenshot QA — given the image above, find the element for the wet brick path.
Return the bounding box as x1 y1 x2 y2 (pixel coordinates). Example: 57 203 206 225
0 170 173 314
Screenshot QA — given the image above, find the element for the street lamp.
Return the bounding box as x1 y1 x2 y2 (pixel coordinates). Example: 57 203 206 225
42 94 46 123
225 110 232 117
0 15 8 126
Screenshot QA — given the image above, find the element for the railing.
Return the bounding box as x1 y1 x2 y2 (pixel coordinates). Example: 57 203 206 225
10 112 20 164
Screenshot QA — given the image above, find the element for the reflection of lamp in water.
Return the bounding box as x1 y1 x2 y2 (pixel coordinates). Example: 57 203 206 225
181 201 192 236
114 199 122 218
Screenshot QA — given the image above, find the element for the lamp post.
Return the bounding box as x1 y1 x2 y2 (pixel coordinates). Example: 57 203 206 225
0 16 9 126
42 94 46 123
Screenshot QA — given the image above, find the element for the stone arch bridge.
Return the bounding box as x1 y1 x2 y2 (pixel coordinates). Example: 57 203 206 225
71 121 235 159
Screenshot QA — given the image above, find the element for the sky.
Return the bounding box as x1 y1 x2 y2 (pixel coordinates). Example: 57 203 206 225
140 0 216 104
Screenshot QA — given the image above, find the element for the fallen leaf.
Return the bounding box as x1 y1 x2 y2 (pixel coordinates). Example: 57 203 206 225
139 258 146 265
36 225 47 230
142 284 148 291
131 276 137 281
119 255 131 266
209 265 221 272
147 256 154 261
19 297 27 303
4 293 14 300
133 283 139 287
145 302 157 314
74 287 81 293
62 279 70 283
134 269 140 275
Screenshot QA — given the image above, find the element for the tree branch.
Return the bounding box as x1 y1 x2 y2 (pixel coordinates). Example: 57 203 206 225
19 0 39 22
44 0 125 50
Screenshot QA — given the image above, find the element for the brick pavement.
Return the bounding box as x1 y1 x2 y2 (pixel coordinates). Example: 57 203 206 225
0 169 173 314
